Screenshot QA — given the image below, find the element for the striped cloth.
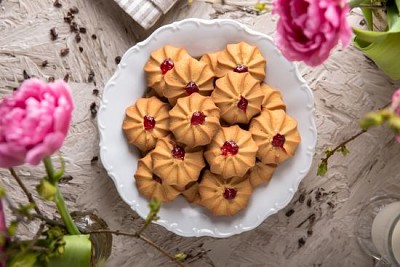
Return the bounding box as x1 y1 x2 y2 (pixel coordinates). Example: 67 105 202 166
114 0 179 29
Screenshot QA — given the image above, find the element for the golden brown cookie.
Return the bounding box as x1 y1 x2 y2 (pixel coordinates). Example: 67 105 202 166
144 45 191 97
169 93 221 148
200 51 220 76
212 72 264 124
134 153 181 202
204 125 258 179
249 109 301 165
248 161 276 188
215 41 266 81
181 180 202 204
260 83 286 111
151 136 205 190
163 57 214 106
122 97 170 152
199 170 253 216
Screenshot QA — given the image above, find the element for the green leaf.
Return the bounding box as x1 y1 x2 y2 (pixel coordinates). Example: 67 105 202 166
17 203 35 217
359 111 384 129
361 7 373 31
8 220 18 236
395 0 400 16
36 179 57 201
324 147 333 157
387 3 400 32
175 252 187 261
145 198 161 224
8 252 39 267
388 115 400 133
339 146 350 156
0 186 5 198
317 161 328 177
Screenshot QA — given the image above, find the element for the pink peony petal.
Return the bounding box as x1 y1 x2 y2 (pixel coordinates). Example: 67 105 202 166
25 132 65 165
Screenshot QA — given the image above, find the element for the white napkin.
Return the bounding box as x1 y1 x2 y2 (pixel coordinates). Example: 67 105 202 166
114 0 178 29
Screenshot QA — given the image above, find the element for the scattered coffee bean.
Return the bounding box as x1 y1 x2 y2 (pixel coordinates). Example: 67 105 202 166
48 76 55 82
90 102 97 118
79 27 87 34
13 87 18 91
23 70 31 80
69 6 79 14
307 198 312 208
285 209 295 217
53 0 62 8
307 229 313 236
50 27 58 41
90 156 99 165
59 175 73 184
91 34 97 40
41 60 48 67
64 15 73 24
75 33 81 43
298 193 305 204
88 70 95 83
63 73 69 82
315 190 322 201
92 89 99 96
327 201 335 209
70 22 78 33
115 56 121 65
79 46 83 53
60 47 69 56
298 237 306 248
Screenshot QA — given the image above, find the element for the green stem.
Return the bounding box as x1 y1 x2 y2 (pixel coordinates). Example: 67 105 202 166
43 157 80 235
54 187 80 235
43 157 56 184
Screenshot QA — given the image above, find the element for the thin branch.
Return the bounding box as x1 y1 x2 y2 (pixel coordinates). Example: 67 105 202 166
26 223 46 251
31 214 66 229
88 229 184 267
319 129 367 165
138 235 185 267
319 102 391 171
9 168 42 216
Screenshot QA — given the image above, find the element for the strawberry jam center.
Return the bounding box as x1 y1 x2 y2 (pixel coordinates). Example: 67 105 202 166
272 133 285 148
221 140 239 156
152 175 162 184
233 64 248 73
223 188 237 200
171 144 185 160
237 96 248 112
143 115 156 131
191 111 206 125
160 58 174 74
184 81 199 95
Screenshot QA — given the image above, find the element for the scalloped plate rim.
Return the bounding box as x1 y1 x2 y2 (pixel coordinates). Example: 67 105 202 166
98 18 317 238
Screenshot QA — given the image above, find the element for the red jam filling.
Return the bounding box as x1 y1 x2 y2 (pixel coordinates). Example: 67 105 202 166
272 133 285 148
171 144 185 160
233 64 248 73
221 140 239 156
160 58 174 75
223 188 237 200
152 175 162 184
184 81 199 95
143 115 156 131
191 111 206 125
237 96 248 112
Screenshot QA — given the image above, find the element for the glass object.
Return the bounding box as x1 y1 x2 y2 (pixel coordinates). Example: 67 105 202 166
71 211 113 266
355 195 400 267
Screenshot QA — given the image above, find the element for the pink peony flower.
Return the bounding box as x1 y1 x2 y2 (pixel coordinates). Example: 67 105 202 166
392 88 400 115
273 0 352 66
0 79 74 168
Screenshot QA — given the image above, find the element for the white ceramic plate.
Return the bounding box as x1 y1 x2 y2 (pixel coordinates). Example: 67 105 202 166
98 18 317 238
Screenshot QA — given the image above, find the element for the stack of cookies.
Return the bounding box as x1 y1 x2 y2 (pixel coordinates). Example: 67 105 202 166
122 42 301 216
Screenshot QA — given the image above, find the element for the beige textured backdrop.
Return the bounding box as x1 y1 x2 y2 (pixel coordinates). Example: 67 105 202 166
1 0 400 266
